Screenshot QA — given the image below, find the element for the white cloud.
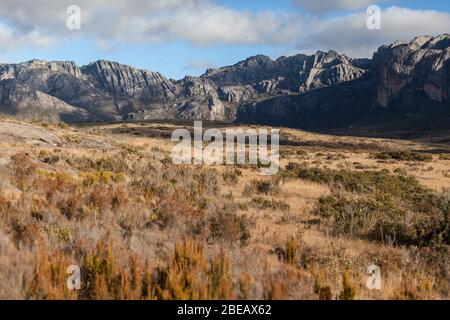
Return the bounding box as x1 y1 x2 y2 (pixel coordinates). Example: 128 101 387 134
292 0 386 14
0 0 302 48
0 1 448 60
298 7 450 57
0 22 53 52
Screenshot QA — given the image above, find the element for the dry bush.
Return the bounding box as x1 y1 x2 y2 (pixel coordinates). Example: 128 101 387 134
244 179 280 196
11 152 37 190
26 247 77 300
209 211 252 247
154 239 235 300
222 168 242 185
339 272 356 300
284 237 298 266
251 197 290 211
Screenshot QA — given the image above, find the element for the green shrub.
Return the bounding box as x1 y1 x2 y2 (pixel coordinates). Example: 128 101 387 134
339 272 356 300
315 191 449 246
373 151 432 162
284 237 298 265
284 163 426 199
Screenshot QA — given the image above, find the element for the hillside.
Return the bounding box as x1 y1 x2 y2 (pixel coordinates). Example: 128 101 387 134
0 34 448 132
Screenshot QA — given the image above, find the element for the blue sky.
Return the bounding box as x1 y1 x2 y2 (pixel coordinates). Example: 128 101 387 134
0 0 449 79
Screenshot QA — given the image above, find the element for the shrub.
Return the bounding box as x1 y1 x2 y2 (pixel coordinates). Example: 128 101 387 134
222 168 242 185
80 241 152 300
154 239 235 300
373 151 432 162
11 152 37 190
315 191 449 246
82 171 126 187
209 211 252 246
251 197 290 211
314 276 332 300
339 272 356 300
244 179 280 196
283 163 426 199
284 237 298 265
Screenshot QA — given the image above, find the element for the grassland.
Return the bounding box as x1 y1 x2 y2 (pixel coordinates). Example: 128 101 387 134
0 118 448 300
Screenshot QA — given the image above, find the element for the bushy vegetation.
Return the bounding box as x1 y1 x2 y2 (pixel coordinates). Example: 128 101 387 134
250 197 290 211
244 179 280 196
373 151 433 162
284 163 449 247
0 121 449 300
315 192 449 246
284 162 426 197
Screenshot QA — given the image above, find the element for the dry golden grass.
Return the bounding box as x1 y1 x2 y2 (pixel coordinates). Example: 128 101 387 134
0 119 448 300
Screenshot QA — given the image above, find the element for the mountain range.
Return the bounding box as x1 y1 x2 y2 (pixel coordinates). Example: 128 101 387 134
0 34 449 132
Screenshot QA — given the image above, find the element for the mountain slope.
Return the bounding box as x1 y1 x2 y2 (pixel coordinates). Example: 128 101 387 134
237 34 450 131
0 34 448 130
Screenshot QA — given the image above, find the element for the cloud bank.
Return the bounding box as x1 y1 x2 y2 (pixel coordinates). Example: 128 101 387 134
292 0 385 14
0 1 449 58
300 7 450 57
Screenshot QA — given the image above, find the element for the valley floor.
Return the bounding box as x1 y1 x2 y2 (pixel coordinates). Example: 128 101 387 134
0 118 449 299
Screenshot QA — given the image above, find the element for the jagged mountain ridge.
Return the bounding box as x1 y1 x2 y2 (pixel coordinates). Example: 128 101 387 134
0 34 448 130
238 34 450 130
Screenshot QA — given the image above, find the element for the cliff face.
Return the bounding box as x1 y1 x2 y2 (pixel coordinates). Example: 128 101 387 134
81 60 179 102
237 34 450 130
374 35 450 108
0 34 448 128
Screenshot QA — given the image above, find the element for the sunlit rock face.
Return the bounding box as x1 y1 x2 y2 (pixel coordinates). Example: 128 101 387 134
374 34 450 108
0 34 448 127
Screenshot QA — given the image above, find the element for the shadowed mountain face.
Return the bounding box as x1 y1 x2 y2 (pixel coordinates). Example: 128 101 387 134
0 34 448 130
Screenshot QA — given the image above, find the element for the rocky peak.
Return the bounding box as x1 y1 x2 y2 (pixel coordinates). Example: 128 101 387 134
237 54 273 68
0 34 448 126
178 76 217 98
374 34 450 107
81 60 177 100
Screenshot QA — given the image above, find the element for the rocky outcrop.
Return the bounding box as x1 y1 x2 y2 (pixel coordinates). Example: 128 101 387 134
82 60 178 101
374 35 450 108
202 51 369 93
0 50 370 123
238 34 450 130
0 34 448 129
0 121 62 146
0 82 93 122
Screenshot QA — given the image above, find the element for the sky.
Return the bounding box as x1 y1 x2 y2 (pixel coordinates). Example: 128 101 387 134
0 0 449 79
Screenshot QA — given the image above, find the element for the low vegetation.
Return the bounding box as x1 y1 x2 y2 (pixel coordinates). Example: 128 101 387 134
372 151 433 162
0 120 449 299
